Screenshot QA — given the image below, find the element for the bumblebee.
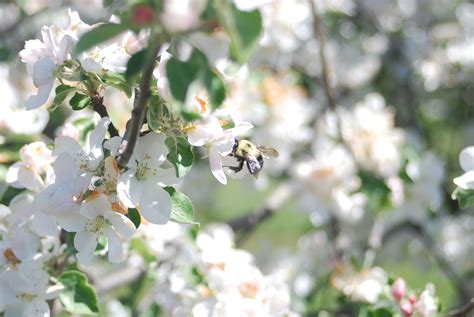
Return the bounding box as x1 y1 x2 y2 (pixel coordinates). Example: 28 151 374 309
228 139 279 178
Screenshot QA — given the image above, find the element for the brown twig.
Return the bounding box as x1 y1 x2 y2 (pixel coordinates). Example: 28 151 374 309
228 183 294 243
91 94 119 137
448 298 474 317
116 39 160 168
309 0 337 111
382 220 471 303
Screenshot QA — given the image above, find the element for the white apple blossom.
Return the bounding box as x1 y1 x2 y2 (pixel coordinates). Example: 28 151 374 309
19 22 74 110
116 132 177 224
453 146 474 190
413 283 437 317
332 266 387 304
187 114 252 184
160 0 208 33
340 93 404 178
6 142 54 192
67 193 135 264
53 117 110 179
293 137 365 224
0 263 62 317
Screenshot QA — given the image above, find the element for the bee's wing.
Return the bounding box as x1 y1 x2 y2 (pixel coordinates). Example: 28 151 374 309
257 146 279 158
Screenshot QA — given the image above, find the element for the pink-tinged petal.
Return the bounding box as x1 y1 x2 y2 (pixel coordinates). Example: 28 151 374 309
57 213 86 232
454 171 474 190
105 211 136 238
17 166 44 192
139 183 172 224
80 195 110 220
209 148 227 184
5 163 22 187
53 136 84 158
460 146 474 172
25 79 54 110
104 227 122 263
74 231 98 256
117 171 141 208
31 212 58 236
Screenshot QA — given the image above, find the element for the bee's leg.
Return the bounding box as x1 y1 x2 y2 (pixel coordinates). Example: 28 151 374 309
227 158 244 172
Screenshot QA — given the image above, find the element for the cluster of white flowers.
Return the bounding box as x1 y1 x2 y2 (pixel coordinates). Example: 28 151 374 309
134 223 295 316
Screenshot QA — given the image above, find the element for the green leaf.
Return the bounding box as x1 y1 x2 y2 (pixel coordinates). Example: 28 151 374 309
452 187 474 208
203 69 226 108
72 117 95 142
216 115 235 129
219 3 263 63
166 56 200 103
53 85 76 107
127 208 141 229
125 49 147 82
147 95 171 131
1 186 24 205
368 307 395 317
164 187 197 224
165 137 194 177
101 72 132 97
69 93 91 111
359 171 392 213
58 270 99 315
181 110 202 122
76 23 129 54
130 238 156 263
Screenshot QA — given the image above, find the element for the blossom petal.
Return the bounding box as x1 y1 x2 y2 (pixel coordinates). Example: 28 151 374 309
53 136 84 159
117 171 141 208
80 195 110 220
139 183 172 224
453 170 474 190
74 231 98 264
105 211 136 238
459 146 474 172
86 117 110 167
209 148 227 184
31 212 58 236
104 227 122 263
57 213 86 232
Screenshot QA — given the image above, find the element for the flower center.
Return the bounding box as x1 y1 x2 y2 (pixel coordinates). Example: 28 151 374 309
85 215 108 233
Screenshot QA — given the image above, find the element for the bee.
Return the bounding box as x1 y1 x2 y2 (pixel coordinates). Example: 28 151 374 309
228 138 279 178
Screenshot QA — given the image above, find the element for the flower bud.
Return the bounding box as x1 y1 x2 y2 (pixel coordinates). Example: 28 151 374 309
132 5 155 26
391 277 406 301
409 294 417 304
400 299 413 317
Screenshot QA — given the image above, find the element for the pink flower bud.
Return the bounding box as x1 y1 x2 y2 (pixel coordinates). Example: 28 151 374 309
391 277 406 301
132 5 155 26
400 299 413 317
409 294 417 304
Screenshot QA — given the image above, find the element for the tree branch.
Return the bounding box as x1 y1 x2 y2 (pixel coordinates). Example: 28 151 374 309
91 94 119 137
381 220 471 302
448 298 474 317
228 183 294 243
309 0 337 111
116 39 160 168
